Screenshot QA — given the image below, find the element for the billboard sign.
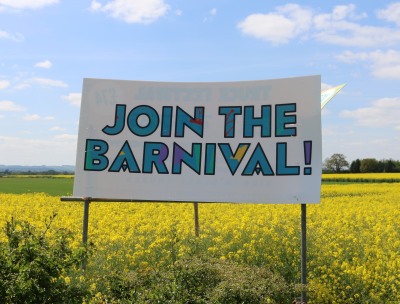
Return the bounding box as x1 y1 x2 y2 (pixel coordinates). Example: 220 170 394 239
73 76 322 203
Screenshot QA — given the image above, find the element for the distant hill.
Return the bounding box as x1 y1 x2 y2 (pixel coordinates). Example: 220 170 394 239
0 165 75 173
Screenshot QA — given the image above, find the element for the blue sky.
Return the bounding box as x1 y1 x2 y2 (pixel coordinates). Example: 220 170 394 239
1 0 400 166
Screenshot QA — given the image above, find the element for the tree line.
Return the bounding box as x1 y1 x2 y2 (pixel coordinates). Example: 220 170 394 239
0 170 74 176
324 153 400 173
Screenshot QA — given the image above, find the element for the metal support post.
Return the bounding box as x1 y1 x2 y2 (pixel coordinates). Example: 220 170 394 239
193 202 199 237
82 198 91 270
301 203 307 303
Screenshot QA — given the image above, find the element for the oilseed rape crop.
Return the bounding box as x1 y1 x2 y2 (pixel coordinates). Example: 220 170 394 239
0 181 399 303
322 173 400 183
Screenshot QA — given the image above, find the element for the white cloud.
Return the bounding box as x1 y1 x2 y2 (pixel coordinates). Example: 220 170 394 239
35 60 52 69
341 97 400 130
312 4 400 47
11 77 67 90
0 135 77 165
0 0 58 10
238 3 400 47
90 0 169 24
62 93 81 107
54 134 78 141
49 126 66 131
237 4 312 45
0 30 24 42
23 114 40 121
336 49 400 79
0 80 10 89
23 114 55 121
335 50 369 63
90 0 101 11
203 7 218 23
0 100 25 111
13 83 31 90
31 77 68 88
313 19 400 47
377 2 400 26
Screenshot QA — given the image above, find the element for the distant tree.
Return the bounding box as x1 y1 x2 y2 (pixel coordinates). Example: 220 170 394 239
377 160 385 172
44 170 57 175
324 153 349 173
350 159 361 173
394 160 400 172
383 159 396 172
360 158 380 173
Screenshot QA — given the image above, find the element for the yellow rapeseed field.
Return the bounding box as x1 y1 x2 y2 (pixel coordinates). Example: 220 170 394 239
0 182 399 303
322 173 400 182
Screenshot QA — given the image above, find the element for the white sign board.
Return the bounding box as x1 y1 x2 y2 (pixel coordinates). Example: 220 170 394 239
73 76 322 203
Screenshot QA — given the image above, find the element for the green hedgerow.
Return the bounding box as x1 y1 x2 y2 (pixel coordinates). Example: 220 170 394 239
0 214 90 304
96 255 294 304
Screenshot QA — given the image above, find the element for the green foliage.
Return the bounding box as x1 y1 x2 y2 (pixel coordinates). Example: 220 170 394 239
360 158 380 173
350 159 361 173
329 156 400 174
0 214 90 303
324 153 349 173
94 255 293 304
207 259 291 304
349 158 400 173
0 214 293 303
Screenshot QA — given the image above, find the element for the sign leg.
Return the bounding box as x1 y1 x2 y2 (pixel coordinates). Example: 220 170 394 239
82 198 91 270
193 202 199 237
301 203 307 303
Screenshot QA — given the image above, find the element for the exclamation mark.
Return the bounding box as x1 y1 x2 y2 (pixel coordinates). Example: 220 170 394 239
304 141 312 175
